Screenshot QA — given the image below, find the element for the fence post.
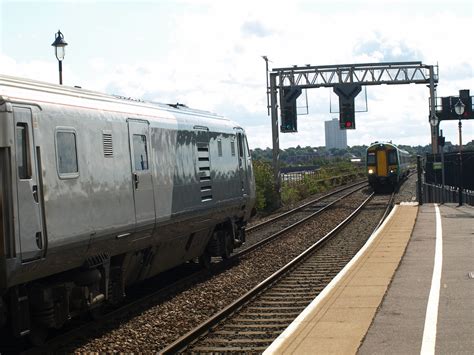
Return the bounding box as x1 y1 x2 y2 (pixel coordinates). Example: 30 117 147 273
458 152 463 206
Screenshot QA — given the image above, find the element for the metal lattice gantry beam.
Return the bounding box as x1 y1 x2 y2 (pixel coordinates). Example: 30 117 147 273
267 61 440 208
272 61 438 88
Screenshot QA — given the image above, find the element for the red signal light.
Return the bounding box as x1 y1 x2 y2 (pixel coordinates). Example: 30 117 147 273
345 121 352 128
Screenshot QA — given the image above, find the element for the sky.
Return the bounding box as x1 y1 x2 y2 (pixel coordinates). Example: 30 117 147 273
0 0 473 149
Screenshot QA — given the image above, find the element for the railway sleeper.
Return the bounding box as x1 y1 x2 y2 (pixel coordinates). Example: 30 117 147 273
191 346 268 352
194 338 274 345
231 316 297 323
223 324 288 329
246 306 305 312
211 330 280 337
259 293 316 299
257 293 314 299
255 300 313 306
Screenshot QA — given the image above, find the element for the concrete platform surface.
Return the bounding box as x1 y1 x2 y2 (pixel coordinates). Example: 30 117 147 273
360 204 474 355
265 203 473 355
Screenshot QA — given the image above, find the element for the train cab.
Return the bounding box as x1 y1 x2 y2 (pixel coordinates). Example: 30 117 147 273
367 142 410 190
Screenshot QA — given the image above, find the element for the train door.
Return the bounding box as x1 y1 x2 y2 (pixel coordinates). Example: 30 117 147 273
13 107 45 262
127 120 155 230
376 149 388 177
235 128 249 196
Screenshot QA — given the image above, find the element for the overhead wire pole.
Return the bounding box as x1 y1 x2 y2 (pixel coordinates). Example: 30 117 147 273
262 56 270 116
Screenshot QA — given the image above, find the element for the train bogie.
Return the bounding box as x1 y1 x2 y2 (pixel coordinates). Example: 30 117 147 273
0 75 256 339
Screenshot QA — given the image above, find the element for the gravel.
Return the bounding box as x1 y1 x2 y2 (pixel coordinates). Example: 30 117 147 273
66 190 370 353
186 193 390 353
61 177 417 353
395 173 418 204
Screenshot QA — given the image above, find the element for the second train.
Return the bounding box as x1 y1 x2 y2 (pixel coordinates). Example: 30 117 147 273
366 142 410 191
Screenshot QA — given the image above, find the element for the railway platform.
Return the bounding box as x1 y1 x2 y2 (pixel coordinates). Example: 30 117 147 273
264 203 474 354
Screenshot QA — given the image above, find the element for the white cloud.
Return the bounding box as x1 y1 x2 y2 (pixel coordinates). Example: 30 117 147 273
1 1 472 149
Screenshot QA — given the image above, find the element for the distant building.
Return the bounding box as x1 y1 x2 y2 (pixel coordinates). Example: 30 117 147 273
325 118 347 150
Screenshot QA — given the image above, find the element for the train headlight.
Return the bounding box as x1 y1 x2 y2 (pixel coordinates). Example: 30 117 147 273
368 169 374 174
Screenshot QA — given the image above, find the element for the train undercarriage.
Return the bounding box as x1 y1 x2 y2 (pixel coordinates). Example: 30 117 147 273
1 219 246 344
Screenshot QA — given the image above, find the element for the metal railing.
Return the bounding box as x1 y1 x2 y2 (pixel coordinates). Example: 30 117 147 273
281 168 364 185
421 182 474 206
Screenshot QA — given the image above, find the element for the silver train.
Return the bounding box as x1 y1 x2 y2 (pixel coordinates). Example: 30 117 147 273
0 75 256 339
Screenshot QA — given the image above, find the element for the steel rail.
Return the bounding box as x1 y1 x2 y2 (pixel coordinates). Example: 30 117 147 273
374 192 396 230
371 171 415 232
30 183 367 353
236 183 367 257
160 192 375 354
31 186 366 353
247 180 366 233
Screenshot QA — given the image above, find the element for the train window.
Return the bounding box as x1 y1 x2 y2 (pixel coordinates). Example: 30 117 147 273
388 150 397 165
367 153 376 165
237 133 244 157
133 134 149 171
16 123 31 179
244 136 250 157
217 139 222 157
56 131 78 176
230 140 236 156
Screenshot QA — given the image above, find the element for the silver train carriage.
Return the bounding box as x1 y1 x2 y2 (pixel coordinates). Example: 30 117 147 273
0 75 256 339
366 141 410 190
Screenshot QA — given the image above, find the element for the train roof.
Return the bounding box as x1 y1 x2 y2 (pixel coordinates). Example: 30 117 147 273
0 74 231 124
367 141 410 155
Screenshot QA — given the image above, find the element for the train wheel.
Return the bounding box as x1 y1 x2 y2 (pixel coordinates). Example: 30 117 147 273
199 251 211 269
221 234 233 260
28 323 48 346
90 305 104 320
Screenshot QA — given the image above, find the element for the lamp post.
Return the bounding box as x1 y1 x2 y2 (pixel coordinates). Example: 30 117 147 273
51 30 68 85
454 99 465 206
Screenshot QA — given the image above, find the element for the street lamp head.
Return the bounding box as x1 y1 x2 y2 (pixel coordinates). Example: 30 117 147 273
51 30 68 61
454 99 465 116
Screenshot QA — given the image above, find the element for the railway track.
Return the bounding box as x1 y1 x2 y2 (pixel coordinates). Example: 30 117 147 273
161 192 395 354
238 180 367 254
20 182 371 353
247 180 366 230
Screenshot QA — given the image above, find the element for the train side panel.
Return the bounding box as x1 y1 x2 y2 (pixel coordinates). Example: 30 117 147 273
0 75 256 338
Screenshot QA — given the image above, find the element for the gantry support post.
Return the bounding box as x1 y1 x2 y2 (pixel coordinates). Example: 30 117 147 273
429 65 439 154
269 72 281 208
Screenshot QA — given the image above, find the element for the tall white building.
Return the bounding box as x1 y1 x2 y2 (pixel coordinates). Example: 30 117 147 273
325 118 347 150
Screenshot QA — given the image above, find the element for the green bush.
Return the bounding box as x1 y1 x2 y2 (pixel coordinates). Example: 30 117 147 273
252 160 277 211
253 160 365 213
280 163 365 207
281 185 299 205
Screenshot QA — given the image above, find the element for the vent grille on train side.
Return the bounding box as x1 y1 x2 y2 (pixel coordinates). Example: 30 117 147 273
102 132 113 157
197 142 213 201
